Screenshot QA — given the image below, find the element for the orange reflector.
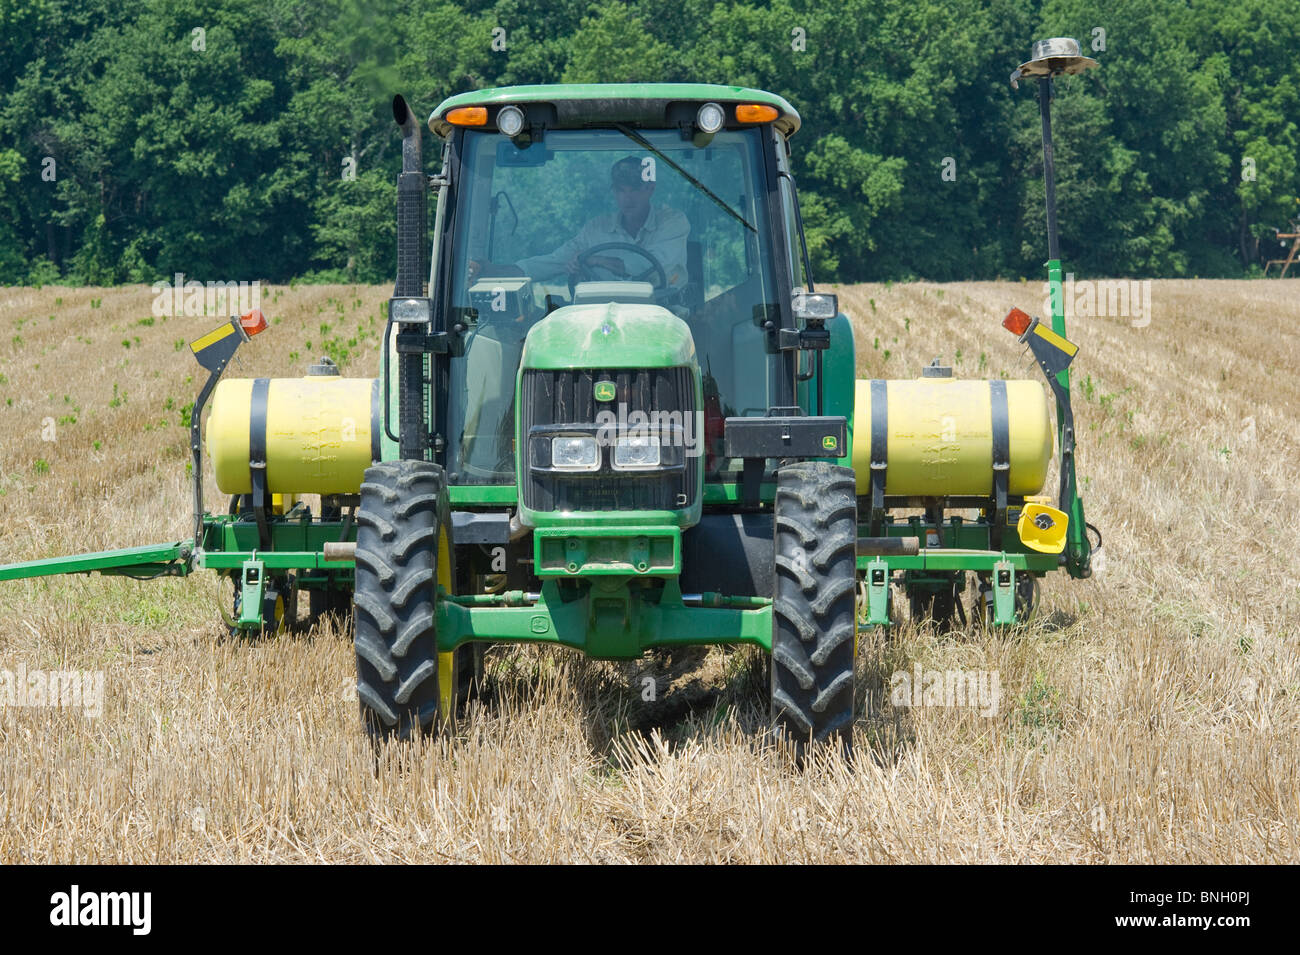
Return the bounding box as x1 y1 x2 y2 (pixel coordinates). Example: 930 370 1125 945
735 104 779 124
1002 307 1033 336
446 107 488 126
240 309 268 336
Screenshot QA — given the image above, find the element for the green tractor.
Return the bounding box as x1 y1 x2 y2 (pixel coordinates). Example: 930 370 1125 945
363 85 864 747
0 82 1093 754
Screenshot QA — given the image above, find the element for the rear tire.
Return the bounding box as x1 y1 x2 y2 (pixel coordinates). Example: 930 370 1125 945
769 461 859 757
353 460 450 742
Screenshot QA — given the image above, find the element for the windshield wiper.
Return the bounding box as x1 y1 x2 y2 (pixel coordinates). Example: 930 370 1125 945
487 189 517 259
612 124 755 233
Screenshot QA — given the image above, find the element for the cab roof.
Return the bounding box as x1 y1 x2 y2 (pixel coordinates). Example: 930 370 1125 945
429 83 800 139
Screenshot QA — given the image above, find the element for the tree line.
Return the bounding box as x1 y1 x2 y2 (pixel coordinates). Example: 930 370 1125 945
0 0 1296 286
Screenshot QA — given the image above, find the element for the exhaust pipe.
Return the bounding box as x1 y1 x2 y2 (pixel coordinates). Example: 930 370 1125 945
392 95 426 298
392 94 429 459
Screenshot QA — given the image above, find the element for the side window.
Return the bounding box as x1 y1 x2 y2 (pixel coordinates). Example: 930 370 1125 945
684 147 750 302
778 175 806 293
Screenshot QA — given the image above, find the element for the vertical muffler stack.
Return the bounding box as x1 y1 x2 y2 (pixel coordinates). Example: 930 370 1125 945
392 94 429 460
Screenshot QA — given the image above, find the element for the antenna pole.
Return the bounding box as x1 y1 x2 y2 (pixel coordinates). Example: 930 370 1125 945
1037 77 1060 262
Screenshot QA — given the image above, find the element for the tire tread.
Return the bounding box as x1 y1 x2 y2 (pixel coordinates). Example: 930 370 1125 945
770 461 858 755
353 460 447 741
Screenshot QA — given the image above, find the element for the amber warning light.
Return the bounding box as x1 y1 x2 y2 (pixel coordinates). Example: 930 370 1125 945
735 104 779 124
446 106 488 127
1002 307 1033 338
239 309 268 337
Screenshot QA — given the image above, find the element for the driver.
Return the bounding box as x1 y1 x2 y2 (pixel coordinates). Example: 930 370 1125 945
471 156 690 288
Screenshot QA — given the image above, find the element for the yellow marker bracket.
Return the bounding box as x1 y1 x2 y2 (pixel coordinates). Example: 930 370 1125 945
188 310 270 543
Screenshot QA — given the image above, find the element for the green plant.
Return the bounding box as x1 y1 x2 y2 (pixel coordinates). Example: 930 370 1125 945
1016 673 1063 736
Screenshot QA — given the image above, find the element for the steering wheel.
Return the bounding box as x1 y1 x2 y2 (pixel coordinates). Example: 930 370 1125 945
573 242 668 289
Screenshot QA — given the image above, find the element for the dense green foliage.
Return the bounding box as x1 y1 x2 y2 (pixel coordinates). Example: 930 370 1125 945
1 0 1296 285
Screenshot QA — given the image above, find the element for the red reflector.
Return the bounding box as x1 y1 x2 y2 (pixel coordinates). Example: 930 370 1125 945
704 390 726 474
239 309 268 336
1002 307 1033 336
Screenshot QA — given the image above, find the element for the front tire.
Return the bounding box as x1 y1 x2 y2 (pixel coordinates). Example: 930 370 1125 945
769 461 859 756
353 460 450 741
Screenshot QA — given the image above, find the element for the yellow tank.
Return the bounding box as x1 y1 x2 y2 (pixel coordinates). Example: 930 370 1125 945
852 378 1053 497
207 376 379 495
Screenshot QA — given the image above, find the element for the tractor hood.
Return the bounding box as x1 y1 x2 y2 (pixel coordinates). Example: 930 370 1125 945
520 302 697 372
514 301 705 532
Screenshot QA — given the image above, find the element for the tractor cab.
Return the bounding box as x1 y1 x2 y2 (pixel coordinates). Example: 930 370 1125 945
424 86 832 491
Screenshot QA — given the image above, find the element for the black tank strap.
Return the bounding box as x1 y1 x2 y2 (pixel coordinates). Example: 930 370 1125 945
989 379 1010 549
869 379 888 534
249 378 271 550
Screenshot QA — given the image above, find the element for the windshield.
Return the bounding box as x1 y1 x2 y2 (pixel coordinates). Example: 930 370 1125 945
442 126 783 485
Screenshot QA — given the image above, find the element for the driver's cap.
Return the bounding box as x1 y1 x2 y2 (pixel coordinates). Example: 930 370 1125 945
611 156 650 189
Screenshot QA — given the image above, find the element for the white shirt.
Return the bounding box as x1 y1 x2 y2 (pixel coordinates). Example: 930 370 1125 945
517 205 690 287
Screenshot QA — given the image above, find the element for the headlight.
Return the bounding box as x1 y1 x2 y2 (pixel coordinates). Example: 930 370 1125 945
497 105 525 137
551 435 600 471
389 297 431 324
696 102 725 134
613 435 661 470
791 291 838 321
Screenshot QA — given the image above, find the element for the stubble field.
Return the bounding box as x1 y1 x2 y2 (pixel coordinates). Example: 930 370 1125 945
1 278 1297 863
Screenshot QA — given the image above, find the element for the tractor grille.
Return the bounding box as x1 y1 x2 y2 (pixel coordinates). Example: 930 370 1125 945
521 367 698 512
